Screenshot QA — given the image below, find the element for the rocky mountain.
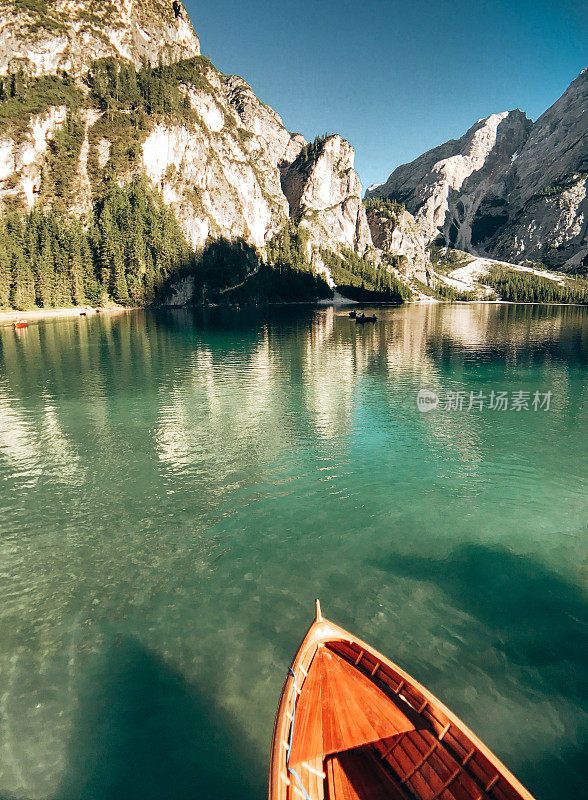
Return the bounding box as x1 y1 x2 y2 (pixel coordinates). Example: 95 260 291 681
0 0 389 310
367 70 588 269
366 111 532 251
364 199 429 283
483 69 588 268
281 135 371 256
9 1 583 312
0 0 201 76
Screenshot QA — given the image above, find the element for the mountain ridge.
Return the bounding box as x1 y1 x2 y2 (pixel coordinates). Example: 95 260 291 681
0 1 371 253
2 0 422 310
0 0 201 76
367 69 588 269
0 0 584 314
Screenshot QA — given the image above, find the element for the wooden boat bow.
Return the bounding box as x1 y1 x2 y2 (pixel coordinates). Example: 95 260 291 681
269 602 536 800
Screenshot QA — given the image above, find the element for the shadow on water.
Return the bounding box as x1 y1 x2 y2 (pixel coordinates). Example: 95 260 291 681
1 638 263 800
154 304 318 334
372 544 588 701
61 637 263 800
371 544 588 800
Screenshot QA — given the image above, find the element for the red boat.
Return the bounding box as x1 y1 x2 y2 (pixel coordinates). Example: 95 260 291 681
14 319 29 329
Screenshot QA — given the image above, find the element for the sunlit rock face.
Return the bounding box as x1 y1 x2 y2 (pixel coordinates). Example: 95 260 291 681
366 111 532 251
483 69 588 268
0 1 373 262
0 105 67 209
0 0 201 76
281 135 372 255
366 204 429 281
367 69 588 269
137 69 304 250
137 88 371 254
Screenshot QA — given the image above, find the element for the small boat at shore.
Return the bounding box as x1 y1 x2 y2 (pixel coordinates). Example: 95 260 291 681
13 319 29 329
270 601 535 800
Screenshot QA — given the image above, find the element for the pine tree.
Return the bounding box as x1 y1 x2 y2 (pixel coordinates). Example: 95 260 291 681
52 228 72 307
97 204 116 290
80 234 99 304
126 228 145 303
111 245 130 304
10 251 36 310
143 248 155 303
0 222 11 308
68 228 85 306
35 238 55 307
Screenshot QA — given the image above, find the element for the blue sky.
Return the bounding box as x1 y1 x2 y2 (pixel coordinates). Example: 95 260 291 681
183 0 587 189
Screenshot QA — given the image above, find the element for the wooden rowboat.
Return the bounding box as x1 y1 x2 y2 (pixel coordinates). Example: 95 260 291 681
270 601 535 800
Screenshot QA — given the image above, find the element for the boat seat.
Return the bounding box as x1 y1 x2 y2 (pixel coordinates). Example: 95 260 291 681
326 746 410 800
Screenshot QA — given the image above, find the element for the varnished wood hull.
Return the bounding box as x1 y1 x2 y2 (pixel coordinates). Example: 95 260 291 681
269 602 536 800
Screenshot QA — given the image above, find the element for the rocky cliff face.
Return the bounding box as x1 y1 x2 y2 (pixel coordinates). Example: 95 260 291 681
367 70 588 268
0 0 200 76
0 0 373 272
281 135 372 255
137 66 302 250
0 104 67 207
366 111 532 251
365 202 429 282
482 69 588 267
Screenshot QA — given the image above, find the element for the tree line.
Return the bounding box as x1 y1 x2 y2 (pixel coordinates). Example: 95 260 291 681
434 281 476 301
88 56 202 119
291 134 331 174
0 180 193 310
363 197 406 216
486 267 587 304
321 248 411 302
181 223 332 305
0 184 335 310
0 55 212 122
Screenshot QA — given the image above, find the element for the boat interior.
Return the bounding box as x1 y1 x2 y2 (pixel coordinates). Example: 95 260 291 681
284 640 527 800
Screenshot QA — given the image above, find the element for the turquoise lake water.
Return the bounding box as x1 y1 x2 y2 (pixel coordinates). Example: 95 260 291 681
0 303 586 800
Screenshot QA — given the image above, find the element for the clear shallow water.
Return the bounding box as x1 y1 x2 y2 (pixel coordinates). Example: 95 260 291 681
0 303 586 800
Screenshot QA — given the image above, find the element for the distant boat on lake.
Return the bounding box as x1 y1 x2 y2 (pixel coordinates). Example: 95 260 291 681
13 319 28 329
270 601 535 800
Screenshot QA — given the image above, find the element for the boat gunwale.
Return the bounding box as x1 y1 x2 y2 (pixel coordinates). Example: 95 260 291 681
269 607 536 800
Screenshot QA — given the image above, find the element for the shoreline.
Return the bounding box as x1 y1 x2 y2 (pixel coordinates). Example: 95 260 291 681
1 299 585 326
0 306 136 324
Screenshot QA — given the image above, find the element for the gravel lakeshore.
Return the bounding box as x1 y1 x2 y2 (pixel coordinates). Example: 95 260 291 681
0 306 135 324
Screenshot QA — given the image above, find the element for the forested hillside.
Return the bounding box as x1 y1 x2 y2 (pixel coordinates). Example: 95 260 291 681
0 180 193 309
485 267 587 304
0 178 334 310
0 57 368 309
0 57 341 309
